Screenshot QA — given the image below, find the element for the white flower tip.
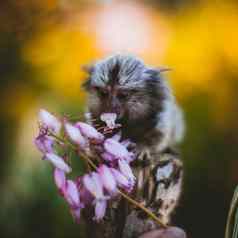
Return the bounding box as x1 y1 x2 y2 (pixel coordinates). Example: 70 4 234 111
54 168 66 191
100 113 117 129
65 180 80 207
65 123 87 147
45 153 71 173
98 165 117 194
75 122 104 142
39 109 61 133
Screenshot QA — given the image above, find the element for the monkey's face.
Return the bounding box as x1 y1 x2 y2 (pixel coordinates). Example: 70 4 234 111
87 84 151 122
84 55 166 130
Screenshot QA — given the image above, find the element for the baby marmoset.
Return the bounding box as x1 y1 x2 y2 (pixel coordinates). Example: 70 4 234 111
83 54 185 237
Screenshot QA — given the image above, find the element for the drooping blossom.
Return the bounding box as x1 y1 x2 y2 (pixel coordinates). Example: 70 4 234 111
35 109 137 224
65 123 87 148
98 165 117 195
101 152 115 162
94 199 107 221
44 153 71 173
39 109 61 134
35 135 54 154
104 138 133 162
64 180 83 223
54 168 67 195
83 172 106 200
118 159 136 186
83 172 108 220
110 168 134 192
64 180 81 209
77 178 94 206
75 122 104 143
110 131 122 141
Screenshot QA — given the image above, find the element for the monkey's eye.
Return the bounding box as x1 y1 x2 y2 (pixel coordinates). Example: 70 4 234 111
117 91 129 100
94 87 108 97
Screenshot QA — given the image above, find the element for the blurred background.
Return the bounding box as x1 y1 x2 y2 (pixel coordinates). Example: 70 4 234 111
1 0 238 237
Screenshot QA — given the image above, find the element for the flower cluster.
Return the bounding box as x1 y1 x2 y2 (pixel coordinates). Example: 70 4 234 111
35 109 136 223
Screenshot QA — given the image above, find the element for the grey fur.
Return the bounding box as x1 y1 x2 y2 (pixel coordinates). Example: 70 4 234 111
84 54 185 237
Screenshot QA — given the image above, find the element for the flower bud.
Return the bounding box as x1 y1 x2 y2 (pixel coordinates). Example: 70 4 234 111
110 168 133 192
101 152 116 162
104 139 132 161
54 168 66 195
45 153 71 173
83 172 105 200
94 199 107 221
75 122 104 142
98 165 117 194
71 207 81 224
39 109 61 134
35 135 54 154
65 123 87 148
65 180 81 208
118 159 135 185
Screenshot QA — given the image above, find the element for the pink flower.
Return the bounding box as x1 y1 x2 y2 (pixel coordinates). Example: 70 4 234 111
64 180 81 209
101 152 116 162
75 122 104 143
111 131 122 141
65 123 87 148
83 172 105 200
39 109 61 134
63 180 83 223
35 135 54 154
104 138 133 161
71 207 81 224
100 113 121 129
110 168 134 192
98 165 117 195
94 199 107 221
83 172 108 221
54 168 66 195
121 139 135 149
44 153 71 173
118 159 136 185
78 185 94 206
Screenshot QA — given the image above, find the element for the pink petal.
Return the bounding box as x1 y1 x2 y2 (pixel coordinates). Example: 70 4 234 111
83 172 104 199
39 109 61 134
91 172 105 198
101 152 116 162
94 200 107 221
75 122 104 142
121 139 131 148
79 185 94 205
98 165 117 194
118 159 136 184
45 153 71 173
110 168 133 192
65 123 87 148
65 180 80 208
71 207 81 224
54 168 66 195
34 135 54 154
111 131 122 141
104 139 131 161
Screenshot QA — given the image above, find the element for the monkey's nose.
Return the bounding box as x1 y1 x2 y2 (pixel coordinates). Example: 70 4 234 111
110 106 121 116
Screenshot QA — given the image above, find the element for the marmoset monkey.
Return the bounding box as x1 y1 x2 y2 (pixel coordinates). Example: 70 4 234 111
83 54 185 238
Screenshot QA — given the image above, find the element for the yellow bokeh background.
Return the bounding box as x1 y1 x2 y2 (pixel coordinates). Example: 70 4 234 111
1 1 238 237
